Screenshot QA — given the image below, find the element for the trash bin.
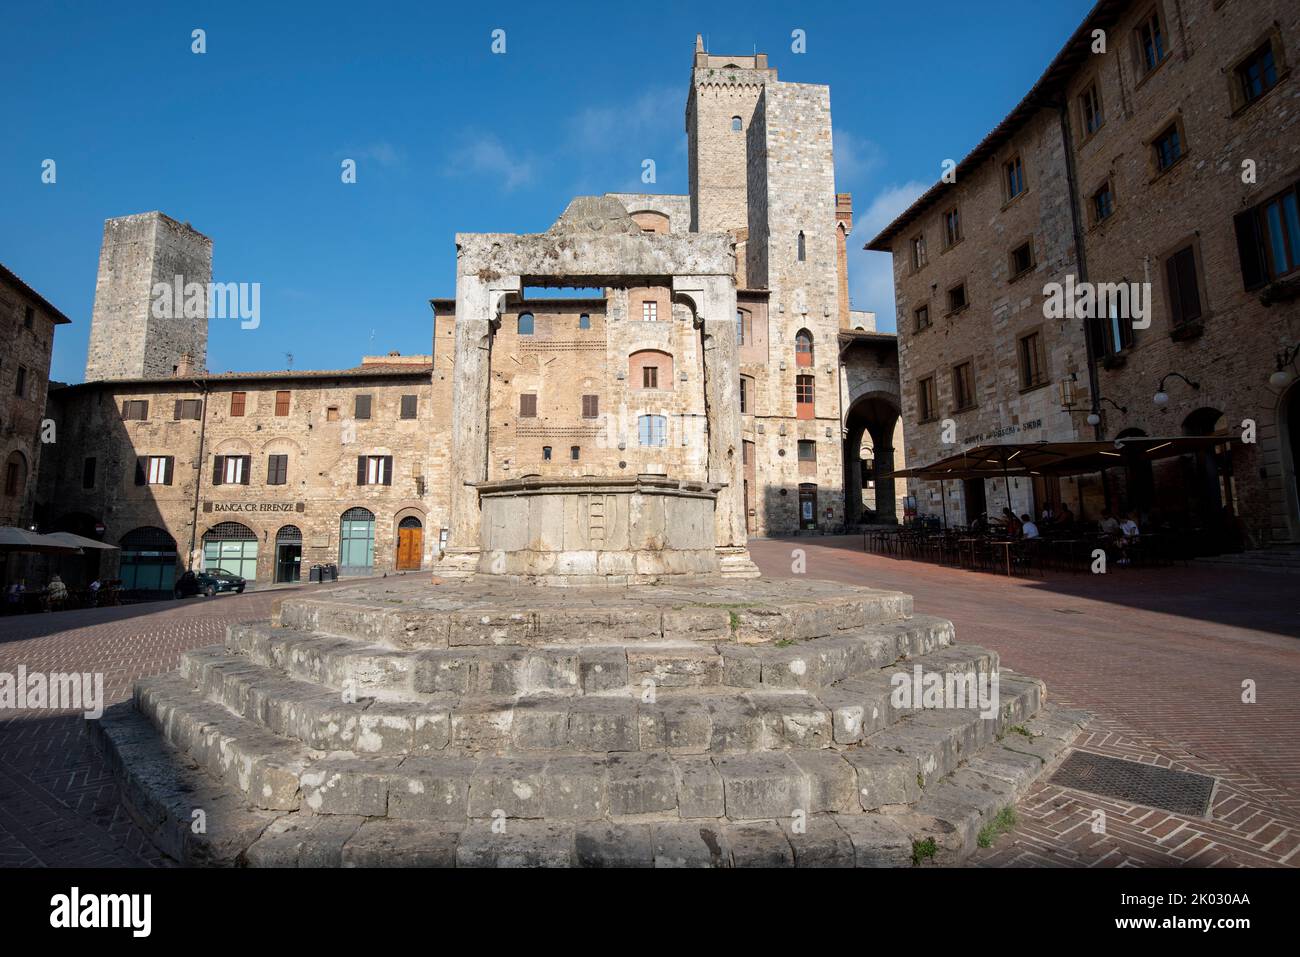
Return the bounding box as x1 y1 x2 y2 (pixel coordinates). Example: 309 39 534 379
309 565 322 583
326 564 338 582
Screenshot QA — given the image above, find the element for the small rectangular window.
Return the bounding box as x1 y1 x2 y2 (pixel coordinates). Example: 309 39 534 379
1005 155 1025 199
581 394 599 418
542 446 553 461
570 446 580 461
326 406 339 421
947 283 968 313
914 305 931 331
1237 40 1279 107
357 454 394 486
952 362 976 411
520 393 537 417
1165 245 1203 326
911 235 928 270
267 454 288 486
354 394 372 420
173 398 202 420
23 306 35 329
274 390 291 416
400 394 418 419
1092 181 1115 223
739 376 750 414
1080 84 1104 136
579 314 591 330
1153 123 1183 172
642 301 658 322
1136 10 1166 74
122 399 149 421
918 376 937 422
797 440 817 462
82 457 96 490
230 392 246 416
795 375 815 418
642 366 658 389
943 207 962 247
638 414 667 447
15 366 27 398
1018 331 1047 388
1010 241 1034 278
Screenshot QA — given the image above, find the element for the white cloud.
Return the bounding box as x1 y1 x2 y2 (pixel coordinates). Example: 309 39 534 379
848 179 930 331
833 129 883 186
444 131 536 191
568 86 681 153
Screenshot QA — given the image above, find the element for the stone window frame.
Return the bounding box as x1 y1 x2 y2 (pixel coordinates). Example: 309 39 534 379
739 374 755 414
1017 326 1049 393
1159 235 1211 334
795 374 816 418
542 446 552 462
570 446 581 461
1132 3 1171 87
951 360 978 414
731 116 743 132
1078 80 1105 143
1089 177 1117 228
797 439 817 467
909 233 928 273
941 206 963 251
1227 28 1289 117
578 313 591 330
1236 178 1300 287
629 349 673 390
945 280 969 317
3 451 25 498
1147 113 1188 181
916 374 938 424
794 328 814 367
1008 237 1036 283
913 303 932 334
121 399 149 421
1002 153 1028 207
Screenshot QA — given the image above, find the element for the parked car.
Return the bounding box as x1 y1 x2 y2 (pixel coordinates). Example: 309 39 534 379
174 569 247 598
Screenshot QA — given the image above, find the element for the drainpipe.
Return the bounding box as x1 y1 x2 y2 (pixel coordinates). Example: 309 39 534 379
187 380 209 570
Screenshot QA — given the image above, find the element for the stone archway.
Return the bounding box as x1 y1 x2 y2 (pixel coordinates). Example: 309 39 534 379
843 391 901 525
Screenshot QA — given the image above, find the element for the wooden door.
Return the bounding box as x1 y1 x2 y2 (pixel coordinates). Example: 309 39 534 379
396 525 422 570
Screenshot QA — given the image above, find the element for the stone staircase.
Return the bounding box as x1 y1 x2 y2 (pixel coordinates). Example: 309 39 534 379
1197 546 1300 574
90 577 1087 867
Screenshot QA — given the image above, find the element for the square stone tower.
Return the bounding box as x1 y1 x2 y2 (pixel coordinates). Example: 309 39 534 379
84 211 212 382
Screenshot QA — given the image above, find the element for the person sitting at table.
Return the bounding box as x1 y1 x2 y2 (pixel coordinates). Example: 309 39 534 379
47 574 69 611
1000 507 1022 538
1116 512 1140 564
1020 513 1040 539
1099 509 1120 537
5 581 24 614
970 512 989 534
1040 504 1055 526
1057 503 1075 527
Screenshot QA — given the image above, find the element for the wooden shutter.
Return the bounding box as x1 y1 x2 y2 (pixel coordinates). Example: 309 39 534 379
1234 210 1268 291
212 455 225 486
383 456 394 486
520 394 536 417
275 391 291 416
230 392 246 416
357 456 368 486
239 455 251 485
355 394 371 419
134 457 146 485
163 456 174 486
174 399 183 420
401 395 417 419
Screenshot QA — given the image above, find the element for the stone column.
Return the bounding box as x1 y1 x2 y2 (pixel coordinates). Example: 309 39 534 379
441 270 519 577
676 275 759 578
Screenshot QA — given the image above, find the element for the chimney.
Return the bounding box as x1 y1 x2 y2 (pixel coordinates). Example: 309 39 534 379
175 351 196 377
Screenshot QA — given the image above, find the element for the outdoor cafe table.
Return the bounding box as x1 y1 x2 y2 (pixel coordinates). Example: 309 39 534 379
989 540 1015 576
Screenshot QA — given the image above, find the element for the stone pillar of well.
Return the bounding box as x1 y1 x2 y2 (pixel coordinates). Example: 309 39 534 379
441 269 520 578
677 274 760 578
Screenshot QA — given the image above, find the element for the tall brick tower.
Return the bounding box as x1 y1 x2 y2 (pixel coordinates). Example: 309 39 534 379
84 211 211 382
687 38 846 532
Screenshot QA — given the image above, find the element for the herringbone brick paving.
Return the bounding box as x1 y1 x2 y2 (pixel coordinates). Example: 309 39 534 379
1 545 1297 867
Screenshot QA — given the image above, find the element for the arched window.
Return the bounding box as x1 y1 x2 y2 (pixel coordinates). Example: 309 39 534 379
797 231 806 262
119 526 178 595
630 350 673 390
3 450 27 498
639 415 667 447
339 507 376 573
578 313 591 330
517 312 534 336
731 116 742 132
795 329 814 367
202 521 259 580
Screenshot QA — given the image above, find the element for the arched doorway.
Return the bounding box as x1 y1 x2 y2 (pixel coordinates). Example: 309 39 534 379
339 507 375 576
203 522 259 580
119 526 178 597
51 512 105 586
843 394 901 524
396 516 423 570
1182 407 1236 521
275 525 302 583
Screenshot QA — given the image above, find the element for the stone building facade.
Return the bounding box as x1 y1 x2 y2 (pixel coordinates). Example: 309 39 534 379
29 36 902 595
869 0 1300 543
0 264 70 528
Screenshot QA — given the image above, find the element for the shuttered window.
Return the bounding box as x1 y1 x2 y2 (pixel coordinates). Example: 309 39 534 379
230 392 246 416
274 391 291 416
1164 246 1203 326
400 394 418 419
267 454 288 485
356 455 394 486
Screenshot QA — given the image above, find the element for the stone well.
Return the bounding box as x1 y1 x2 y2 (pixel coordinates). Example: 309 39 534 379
476 475 720 584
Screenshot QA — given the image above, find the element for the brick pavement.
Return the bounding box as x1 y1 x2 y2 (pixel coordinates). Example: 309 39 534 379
1 546 1297 867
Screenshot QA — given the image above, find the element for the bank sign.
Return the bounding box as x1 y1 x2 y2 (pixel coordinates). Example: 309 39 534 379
960 418 1043 445
204 502 304 513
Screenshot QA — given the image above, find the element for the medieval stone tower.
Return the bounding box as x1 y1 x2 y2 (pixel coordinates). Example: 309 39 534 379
84 211 212 382
686 36 845 533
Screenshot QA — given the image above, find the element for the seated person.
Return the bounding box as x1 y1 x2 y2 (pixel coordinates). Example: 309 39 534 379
1020 514 1040 539
1000 507 1022 538
1056 503 1075 527
1116 512 1140 565
970 512 989 534
1098 509 1120 537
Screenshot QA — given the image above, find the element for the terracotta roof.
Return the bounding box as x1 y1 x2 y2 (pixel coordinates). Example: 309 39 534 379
0 262 73 325
865 0 1130 252
53 364 432 394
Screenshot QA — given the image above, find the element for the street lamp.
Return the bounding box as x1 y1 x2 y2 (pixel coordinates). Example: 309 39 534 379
1153 371 1199 408
1085 396 1127 427
1271 343 1299 390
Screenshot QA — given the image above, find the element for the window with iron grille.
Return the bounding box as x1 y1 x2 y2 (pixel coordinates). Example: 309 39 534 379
1010 241 1034 278
947 283 968 313
914 305 931 332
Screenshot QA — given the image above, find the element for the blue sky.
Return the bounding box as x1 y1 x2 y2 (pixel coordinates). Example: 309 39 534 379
3 0 1095 384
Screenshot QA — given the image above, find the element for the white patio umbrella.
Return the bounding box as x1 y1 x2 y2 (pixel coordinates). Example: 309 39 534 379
0 526 84 555
41 531 119 551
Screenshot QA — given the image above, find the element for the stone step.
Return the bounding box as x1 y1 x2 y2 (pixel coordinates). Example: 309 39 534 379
134 657 1034 822
273 579 915 649
223 614 955 698
92 697 1088 866
179 639 994 756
